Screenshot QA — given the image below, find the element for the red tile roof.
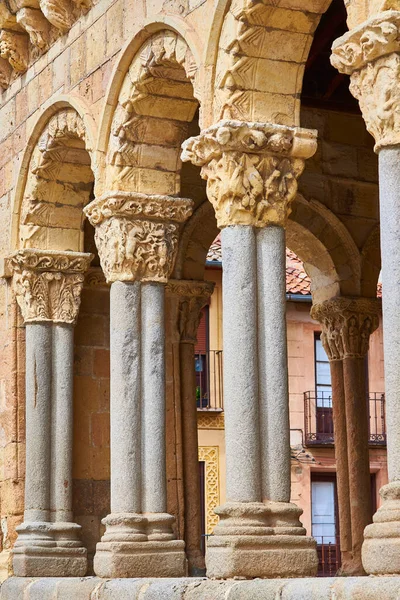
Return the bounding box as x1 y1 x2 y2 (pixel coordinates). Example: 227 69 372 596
206 236 312 296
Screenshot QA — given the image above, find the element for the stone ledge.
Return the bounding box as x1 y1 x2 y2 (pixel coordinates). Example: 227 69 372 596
2 576 400 599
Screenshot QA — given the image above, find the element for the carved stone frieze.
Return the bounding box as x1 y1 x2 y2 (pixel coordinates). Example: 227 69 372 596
16 7 51 50
331 11 400 150
166 279 215 343
7 249 93 324
0 57 12 89
0 30 29 72
181 120 317 228
39 0 73 31
311 297 380 361
84 192 194 284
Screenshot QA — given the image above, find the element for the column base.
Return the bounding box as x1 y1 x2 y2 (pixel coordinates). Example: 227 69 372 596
12 522 87 577
93 513 187 578
362 482 400 575
205 502 318 579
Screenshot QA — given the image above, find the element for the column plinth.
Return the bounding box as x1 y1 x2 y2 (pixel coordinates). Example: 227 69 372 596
85 192 192 578
7 249 92 577
182 120 318 579
332 14 400 575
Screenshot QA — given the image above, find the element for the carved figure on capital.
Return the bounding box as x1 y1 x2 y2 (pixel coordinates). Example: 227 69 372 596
182 121 317 229
7 249 93 324
84 192 193 284
167 280 215 343
311 297 380 361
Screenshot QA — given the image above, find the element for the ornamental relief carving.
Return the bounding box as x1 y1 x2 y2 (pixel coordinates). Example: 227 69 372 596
166 279 215 343
0 29 28 72
8 249 93 324
182 121 317 228
311 298 380 360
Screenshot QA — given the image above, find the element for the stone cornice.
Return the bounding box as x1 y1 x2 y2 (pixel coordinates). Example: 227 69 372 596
311 296 380 361
331 11 400 150
7 249 93 324
181 120 317 228
166 279 215 343
84 193 194 284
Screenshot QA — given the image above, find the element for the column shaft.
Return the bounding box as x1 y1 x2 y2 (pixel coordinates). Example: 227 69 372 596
379 148 400 482
180 341 204 575
343 356 372 569
222 225 261 502
257 225 290 503
24 323 52 523
141 282 167 514
110 281 142 513
51 324 74 523
330 360 352 566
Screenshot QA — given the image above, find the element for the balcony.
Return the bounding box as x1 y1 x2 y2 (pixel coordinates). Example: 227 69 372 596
195 350 223 411
304 391 386 447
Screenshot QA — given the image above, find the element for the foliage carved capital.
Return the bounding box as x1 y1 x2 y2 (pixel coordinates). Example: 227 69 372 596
84 192 193 284
181 120 317 228
311 297 380 361
331 11 400 150
166 279 215 343
7 249 93 324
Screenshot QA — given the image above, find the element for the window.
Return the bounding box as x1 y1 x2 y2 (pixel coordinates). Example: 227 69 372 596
315 334 332 408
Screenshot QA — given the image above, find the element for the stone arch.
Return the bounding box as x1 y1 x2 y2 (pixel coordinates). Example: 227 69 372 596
360 224 381 298
12 97 98 252
98 27 200 199
207 0 333 127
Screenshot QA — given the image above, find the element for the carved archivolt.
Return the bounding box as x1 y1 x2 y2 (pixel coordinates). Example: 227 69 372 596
7 249 93 324
84 192 193 283
182 120 317 228
331 11 400 150
166 279 215 343
106 30 198 195
19 108 92 251
198 446 220 535
311 297 381 361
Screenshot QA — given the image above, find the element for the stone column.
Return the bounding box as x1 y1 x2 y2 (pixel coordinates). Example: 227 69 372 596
7 249 92 577
312 298 379 575
166 279 215 576
84 191 193 578
182 120 319 579
332 12 400 575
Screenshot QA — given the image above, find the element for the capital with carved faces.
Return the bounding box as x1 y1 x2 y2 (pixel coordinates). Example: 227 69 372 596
166 279 215 344
181 120 317 229
84 192 193 284
7 249 93 324
311 297 380 361
331 11 400 151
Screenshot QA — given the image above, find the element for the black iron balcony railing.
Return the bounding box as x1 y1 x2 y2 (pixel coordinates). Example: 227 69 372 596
195 350 223 411
304 391 386 446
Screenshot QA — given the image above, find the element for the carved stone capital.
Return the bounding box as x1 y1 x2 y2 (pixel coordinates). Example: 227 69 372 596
7 249 93 324
0 29 28 72
331 11 400 150
84 192 194 284
181 120 317 228
311 297 380 361
166 279 215 343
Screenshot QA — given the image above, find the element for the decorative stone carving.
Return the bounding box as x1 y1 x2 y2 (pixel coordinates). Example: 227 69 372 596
39 0 73 31
7 249 93 324
16 7 50 50
0 56 12 89
0 30 28 72
311 297 380 361
182 120 317 228
84 192 193 283
166 279 215 343
331 11 400 150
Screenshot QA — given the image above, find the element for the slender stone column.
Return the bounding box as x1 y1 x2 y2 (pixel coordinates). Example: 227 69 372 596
332 13 400 574
312 298 379 574
166 279 215 575
85 191 193 578
183 120 319 579
7 249 92 577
